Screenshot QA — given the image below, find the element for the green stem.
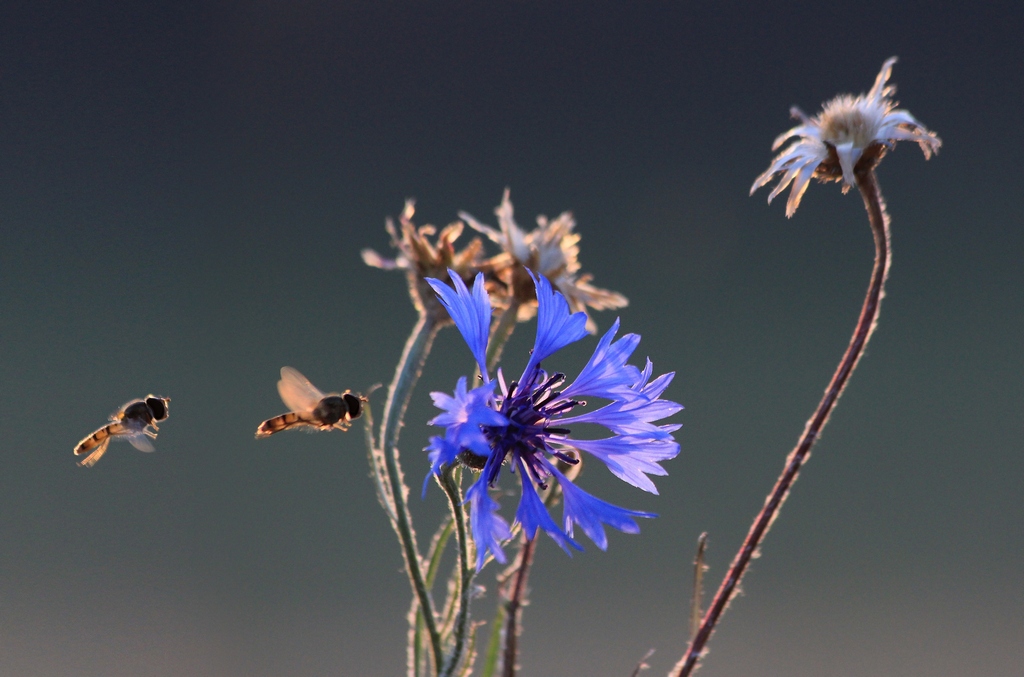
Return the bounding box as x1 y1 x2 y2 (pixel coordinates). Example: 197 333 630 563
378 312 444 675
455 297 526 676
363 402 396 521
426 520 456 588
411 518 456 677
439 468 474 677
480 605 506 677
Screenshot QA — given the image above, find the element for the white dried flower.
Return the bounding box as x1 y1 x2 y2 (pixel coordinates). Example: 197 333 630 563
752 57 941 217
459 189 627 333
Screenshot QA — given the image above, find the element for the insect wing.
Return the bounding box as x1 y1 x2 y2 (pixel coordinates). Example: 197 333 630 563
277 366 325 413
127 433 156 453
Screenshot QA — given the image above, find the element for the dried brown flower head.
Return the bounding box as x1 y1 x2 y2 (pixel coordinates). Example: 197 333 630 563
362 200 493 322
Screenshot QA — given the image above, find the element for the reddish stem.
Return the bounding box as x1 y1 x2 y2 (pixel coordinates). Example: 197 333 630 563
672 168 891 677
502 536 537 677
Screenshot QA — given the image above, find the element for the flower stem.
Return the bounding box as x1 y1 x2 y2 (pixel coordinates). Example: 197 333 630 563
500 534 536 677
480 604 506 677
689 533 708 641
486 298 522 372
483 481 564 677
410 517 456 677
378 312 444 675
672 168 891 677
439 468 474 677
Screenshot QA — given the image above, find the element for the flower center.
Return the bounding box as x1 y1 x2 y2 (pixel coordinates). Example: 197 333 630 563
818 96 881 149
482 367 583 487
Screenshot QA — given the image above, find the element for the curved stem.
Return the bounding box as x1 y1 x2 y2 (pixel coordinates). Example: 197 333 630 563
378 312 444 675
672 169 891 677
439 468 473 677
382 313 441 458
410 517 455 677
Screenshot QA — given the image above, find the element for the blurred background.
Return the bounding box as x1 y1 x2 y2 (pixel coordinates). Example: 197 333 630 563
0 1 1021 675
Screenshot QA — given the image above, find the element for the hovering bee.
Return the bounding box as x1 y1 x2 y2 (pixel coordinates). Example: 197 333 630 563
256 367 366 438
74 395 171 468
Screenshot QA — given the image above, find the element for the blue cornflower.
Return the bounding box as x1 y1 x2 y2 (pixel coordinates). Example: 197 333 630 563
425 270 682 570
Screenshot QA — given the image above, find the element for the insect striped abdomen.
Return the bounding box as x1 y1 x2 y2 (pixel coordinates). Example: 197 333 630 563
74 422 127 455
256 412 317 437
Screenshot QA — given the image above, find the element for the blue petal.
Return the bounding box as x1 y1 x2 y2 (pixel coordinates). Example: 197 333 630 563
428 376 472 428
423 435 460 497
513 457 581 555
547 462 656 550
557 391 683 436
632 359 675 400
524 272 588 376
427 271 493 376
562 318 643 400
429 377 507 459
642 373 675 400
564 435 679 494
466 478 512 570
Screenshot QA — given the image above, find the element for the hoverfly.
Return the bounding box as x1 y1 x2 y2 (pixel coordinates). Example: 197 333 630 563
74 395 171 468
256 367 365 438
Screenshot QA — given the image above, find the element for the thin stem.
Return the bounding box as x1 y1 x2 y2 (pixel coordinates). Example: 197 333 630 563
689 533 708 641
455 631 480 677
480 600 506 677
482 480 565 676
378 312 444 675
672 169 891 677
629 649 656 677
410 518 456 677
382 312 441 462
364 402 397 521
501 534 537 677
481 476 566 676
439 468 474 677
486 298 522 372
426 520 456 589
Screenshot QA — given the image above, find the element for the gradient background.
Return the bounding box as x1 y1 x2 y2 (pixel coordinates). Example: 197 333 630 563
1 2 1021 676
